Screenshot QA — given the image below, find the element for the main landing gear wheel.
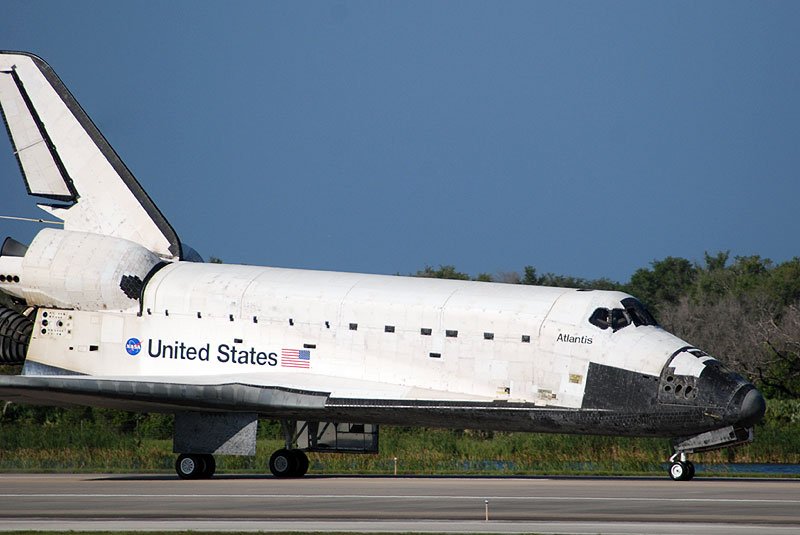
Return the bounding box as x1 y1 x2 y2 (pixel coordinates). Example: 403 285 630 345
294 449 309 477
200 454 216 478
269 449 309 478
669 460 695 481
175 453 216 479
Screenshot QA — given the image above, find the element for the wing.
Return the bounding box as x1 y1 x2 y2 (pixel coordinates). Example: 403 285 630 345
0 374 328 413
0 372 545 429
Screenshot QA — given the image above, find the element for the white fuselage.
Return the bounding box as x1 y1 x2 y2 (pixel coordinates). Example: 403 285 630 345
22 257 688 408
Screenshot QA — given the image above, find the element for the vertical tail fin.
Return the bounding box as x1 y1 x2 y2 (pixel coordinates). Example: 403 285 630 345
0 51 182 260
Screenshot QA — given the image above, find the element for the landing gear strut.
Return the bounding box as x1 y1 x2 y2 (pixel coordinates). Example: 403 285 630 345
175 453 216 479
668 452 695 481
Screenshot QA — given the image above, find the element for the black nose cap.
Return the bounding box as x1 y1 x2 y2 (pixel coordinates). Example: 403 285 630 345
738 388 766 427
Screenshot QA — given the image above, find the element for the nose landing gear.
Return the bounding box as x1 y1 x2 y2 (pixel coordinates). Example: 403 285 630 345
668 425 755 481
668 452 695 481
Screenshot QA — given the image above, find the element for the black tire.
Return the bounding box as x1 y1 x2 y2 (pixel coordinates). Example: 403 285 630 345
176 453 205 479
686 461 695 481
669 461 691 481
200 454 216 479
293 450 309 477
269 449 298 478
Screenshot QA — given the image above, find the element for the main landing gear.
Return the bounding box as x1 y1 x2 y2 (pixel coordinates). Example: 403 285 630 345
173 449 308 479
269 448 309 478
175 453 216 479
173 419 377 479
668 452 695 481
267 419 310 478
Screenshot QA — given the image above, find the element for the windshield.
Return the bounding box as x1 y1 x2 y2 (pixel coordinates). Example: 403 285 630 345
589 298 658 332
621 297 658 327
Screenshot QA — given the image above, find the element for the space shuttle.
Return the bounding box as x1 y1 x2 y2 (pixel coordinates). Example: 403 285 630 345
0 51 765 481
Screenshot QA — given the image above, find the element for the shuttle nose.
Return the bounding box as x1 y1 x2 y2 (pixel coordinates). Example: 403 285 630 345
736 388 766 427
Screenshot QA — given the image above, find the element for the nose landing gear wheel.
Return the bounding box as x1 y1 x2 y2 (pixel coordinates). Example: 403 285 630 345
669 460 695 481
668 451 695 481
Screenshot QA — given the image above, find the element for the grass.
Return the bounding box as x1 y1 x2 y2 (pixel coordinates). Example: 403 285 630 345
0 425 797 476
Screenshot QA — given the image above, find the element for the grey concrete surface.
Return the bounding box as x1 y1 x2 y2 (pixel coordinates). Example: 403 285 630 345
0 474 799 533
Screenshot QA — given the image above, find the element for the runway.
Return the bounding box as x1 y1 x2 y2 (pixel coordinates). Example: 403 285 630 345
1 473 799 534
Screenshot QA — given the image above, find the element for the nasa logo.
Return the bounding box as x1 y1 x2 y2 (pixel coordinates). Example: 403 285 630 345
126 338 142 356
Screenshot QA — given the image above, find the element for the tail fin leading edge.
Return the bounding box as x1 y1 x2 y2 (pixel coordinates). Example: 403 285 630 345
0 51 181 260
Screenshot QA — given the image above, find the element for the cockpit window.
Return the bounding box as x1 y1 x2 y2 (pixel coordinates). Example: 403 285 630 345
610 308 629 330
589 298 658 332
589 307 629 331
621 297 658 327
589 308 610 330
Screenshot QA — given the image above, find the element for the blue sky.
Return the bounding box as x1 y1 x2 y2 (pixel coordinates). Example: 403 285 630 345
1 1 799 283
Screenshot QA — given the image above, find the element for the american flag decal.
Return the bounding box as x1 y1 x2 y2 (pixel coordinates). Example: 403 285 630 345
281 348 311 369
